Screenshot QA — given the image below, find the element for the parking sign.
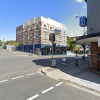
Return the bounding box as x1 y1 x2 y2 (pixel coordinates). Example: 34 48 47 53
80 16 87 27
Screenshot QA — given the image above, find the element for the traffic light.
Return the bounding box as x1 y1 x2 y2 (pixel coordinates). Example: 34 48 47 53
49 35 51 41
52 33 55 42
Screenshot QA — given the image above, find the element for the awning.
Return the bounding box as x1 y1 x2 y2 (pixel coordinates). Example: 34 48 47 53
76 33 100 45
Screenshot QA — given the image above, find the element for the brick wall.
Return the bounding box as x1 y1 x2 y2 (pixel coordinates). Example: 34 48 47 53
91 42 100 70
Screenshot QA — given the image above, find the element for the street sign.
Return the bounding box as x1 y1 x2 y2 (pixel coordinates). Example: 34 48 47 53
80 16 87 27
54 30 61 35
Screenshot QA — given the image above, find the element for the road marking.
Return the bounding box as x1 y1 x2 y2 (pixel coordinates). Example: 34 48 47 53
41 87 54 94
0 80 8 83
55 82 64 86
11 76 24 80
27 94 39 100
26 73 35 76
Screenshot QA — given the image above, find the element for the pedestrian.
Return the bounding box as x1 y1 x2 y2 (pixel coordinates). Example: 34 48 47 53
75 53 78 66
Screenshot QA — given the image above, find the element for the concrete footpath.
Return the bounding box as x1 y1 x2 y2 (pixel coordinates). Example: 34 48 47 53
40 56 100 95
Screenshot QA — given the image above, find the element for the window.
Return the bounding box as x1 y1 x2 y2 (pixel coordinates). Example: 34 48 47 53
36 31 39 37
44 24 47 30
25 28 27 32
60 36 62 40
36 39 39 44
64 40 66 45
60 41 62 45
64 31 66 35
43 31 47 38
30 33 33 39
25 39 27 45
55 35 57 40
30 40 33 45
64 36 66 40
36 24 40 30
43 39 47 44
25 34 27 39
30 26 33 31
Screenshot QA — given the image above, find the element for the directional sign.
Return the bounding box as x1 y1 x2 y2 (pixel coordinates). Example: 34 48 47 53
80 16 87 27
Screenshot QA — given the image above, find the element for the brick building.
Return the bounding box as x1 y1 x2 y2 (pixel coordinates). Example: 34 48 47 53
16 16 67 55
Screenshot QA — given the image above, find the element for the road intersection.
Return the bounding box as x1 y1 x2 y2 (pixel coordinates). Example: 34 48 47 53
0 50 99 100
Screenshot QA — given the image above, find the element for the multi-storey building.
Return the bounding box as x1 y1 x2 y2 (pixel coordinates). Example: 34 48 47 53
16 16 67 55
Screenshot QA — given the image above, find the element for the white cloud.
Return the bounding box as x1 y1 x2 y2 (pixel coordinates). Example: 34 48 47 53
83 5 87 8
76 0 83 3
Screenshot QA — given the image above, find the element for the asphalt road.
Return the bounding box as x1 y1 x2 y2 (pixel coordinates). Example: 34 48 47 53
0 50 99 100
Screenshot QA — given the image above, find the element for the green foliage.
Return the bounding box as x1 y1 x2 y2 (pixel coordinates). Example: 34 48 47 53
0 40 3 46
5 40 19 47
67 36 77 50
73 47 80 54
54 32 60 35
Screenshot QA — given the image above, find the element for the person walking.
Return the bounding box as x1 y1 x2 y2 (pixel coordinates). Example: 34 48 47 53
75 53 78 66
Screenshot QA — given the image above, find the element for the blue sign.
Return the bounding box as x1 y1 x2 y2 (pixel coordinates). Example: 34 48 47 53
54 30 61 32
80 16 87 27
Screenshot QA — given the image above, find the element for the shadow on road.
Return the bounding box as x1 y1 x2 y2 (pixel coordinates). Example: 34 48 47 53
32 55 100 84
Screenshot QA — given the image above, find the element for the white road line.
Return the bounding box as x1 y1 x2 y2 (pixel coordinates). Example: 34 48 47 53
27 94 39 100
11 76 24 80
26 73 35 76
55 82 64 87
41 87 54 94
0 80 8 83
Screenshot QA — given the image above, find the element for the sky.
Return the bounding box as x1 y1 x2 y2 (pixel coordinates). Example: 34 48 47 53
0 0 87 41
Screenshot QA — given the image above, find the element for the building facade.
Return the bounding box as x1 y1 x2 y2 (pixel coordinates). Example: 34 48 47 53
76 0 100 70
16 16 67 55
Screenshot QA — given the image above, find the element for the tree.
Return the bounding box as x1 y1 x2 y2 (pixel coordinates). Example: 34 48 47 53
67 36 77 50
73 47 80 54
0 40 2 46
5 40 19 47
